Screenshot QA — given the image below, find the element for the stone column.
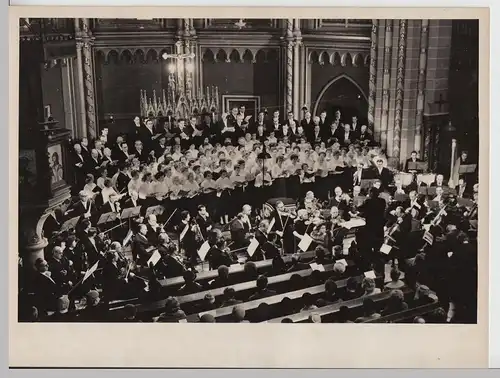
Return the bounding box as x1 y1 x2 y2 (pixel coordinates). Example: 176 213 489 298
20 211 52 269
415 20 429 155
74 19 87 138
285 19 294 115
76 18 97 138
380 20 393 151
393 19 407 162
60 58 77 137
449 138 457 186
367 20 378 132
183 18 195 100
292 19 302 118
175 20 185 98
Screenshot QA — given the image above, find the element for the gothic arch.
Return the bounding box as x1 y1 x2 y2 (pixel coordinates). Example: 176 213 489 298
313 73 368 116
353 53 364 67
202 48 215 63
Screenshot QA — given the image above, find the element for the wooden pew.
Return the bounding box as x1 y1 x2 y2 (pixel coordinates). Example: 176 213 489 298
106 250 320 309
266 284 406 323
197 275 354 321
110 262 341 317
158 250 317 289
363 300 441 323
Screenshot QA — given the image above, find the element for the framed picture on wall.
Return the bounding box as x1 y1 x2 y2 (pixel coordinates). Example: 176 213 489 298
47 143 65 188
222 95 261 121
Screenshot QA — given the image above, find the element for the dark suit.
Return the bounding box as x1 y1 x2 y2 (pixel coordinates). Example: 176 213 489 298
372 167 393 191
323 125 341 144
206 246 235 270
32 272 61 313
358 132 373 145
155 252 186 279
308 130 323 145
456 184 472 199
404 158 423 172
132 233 151 264
358 196 387 252
132 148 147 164
115 172 131 194
85 157 101 178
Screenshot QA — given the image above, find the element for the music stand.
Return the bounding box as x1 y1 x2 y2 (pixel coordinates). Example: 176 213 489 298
97 212 119 225
145 205 165 218
427 200 440 210
121 206 142 220
394 193 409 202
408 161 428 172
458 164 477 174
457 198 474 208
443 187 457 196
418 187 428 196
426 187 437 196
360 179 377 192
60 216 80 232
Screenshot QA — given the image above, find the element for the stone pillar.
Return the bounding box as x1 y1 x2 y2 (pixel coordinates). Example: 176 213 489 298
74 19 87 139
367 20 378 132
76 18 97 138
183 18 195 100
415 20 429 155
60 58 77 137
449 138 457 186
380 20 393 151
292 19 302 118
19 211 52 269
392 20 407 162
285 19 294 115
175 20 185 98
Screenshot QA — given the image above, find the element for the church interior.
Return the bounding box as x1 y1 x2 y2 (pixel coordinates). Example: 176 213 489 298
18 18 479 324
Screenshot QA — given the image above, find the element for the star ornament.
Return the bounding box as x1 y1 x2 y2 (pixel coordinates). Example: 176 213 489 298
235 19 247 29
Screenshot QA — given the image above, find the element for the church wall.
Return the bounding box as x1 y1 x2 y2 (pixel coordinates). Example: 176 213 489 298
94 54 167 139
310 64 369 118
202 59 280 113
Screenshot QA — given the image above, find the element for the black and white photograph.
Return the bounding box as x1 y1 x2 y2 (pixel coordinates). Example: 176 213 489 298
14 12 484 347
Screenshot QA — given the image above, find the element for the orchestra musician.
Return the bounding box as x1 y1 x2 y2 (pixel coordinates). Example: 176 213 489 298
145 214 164 245
206 237 236 271
252 219 280 261
195 205 214 239
404 151 422 172
155 236 187 279
456 177 472 199
430 174 448 188
329 187 350 220
132 223 152 266
177 210 199 267
372 158 393 191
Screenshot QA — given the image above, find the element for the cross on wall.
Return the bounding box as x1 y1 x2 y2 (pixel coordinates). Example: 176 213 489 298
429 94 449 113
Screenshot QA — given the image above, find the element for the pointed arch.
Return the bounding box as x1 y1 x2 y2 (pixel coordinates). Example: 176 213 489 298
319 51 329 65
309 50 320 64
341 52 353 67
229 49 241 63
120 49 133 64
145 48 159 63
133 49 146 64
255 49 267 63
215 49 227 63
242 49 253 63
353 53 364 68
331 52 341 66
202 48 215 63
312 74 368 116
364 54 371 67
107 49 119 65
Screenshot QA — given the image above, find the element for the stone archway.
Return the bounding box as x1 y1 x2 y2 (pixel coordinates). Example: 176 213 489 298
313 74 368 124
